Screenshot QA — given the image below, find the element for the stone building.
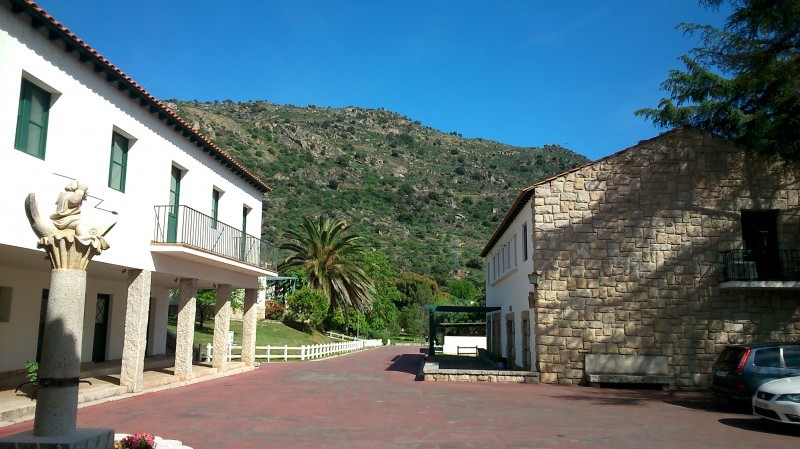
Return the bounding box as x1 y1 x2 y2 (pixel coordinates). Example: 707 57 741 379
481 127 800 388
0 0 277 388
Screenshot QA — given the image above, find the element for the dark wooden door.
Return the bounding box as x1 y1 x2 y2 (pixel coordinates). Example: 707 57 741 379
92 294 110 362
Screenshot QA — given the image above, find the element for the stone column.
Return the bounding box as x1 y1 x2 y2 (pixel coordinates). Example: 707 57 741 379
1 183 115 447
174 278 197 381
241 288 258 367
33 269 86 436
119 269 152 392
212 284 232 371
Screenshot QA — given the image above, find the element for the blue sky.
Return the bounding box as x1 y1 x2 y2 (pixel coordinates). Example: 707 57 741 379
37 1 729 161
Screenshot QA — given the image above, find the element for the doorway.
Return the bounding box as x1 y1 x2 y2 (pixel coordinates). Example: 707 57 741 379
167 166 181 243
742 210 780 279
505 313 515 368
92 294 110 362
36 289 48 362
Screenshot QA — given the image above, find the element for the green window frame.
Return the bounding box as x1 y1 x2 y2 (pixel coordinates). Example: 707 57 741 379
211 189 220 229
15 79 51 159
108 131 129 192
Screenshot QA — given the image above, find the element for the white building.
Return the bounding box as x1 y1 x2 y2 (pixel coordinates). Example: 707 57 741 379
480 186 538 371
0 0 277 388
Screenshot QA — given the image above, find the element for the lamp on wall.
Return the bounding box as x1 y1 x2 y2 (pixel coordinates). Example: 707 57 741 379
527 271 540 288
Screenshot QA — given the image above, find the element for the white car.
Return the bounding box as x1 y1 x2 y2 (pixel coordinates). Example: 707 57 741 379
752 376 800 425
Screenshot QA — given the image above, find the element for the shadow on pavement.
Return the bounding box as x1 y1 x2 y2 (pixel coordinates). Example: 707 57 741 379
547 388 723 409
719 417 800 437
546 393 652 406
665 396 752 414
435 355 498 370
385 353 424 379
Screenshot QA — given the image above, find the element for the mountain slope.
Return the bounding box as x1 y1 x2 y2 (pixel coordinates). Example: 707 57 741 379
168 100 589 282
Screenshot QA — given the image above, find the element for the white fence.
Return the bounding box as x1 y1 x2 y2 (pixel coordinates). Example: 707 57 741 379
326 331 359 341
202 338 384 363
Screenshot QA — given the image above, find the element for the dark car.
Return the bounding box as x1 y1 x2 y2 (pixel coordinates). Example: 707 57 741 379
711 342 800 402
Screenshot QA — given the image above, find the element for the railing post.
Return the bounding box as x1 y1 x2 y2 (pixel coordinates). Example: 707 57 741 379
206 343 213 362
301 345 306 361
284 345 288 362
266 345 271 363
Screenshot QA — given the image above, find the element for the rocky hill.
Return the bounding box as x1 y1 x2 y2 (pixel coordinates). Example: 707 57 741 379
167 100 589 282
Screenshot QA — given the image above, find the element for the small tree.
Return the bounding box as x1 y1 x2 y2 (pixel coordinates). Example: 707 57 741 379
196 289 217 329
284 286 329 328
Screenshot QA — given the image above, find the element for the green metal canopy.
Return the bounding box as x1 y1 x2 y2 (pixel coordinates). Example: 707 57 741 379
424 305 501 356
262 276 298 302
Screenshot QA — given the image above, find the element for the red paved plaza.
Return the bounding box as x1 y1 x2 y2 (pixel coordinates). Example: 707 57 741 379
1 345 798 448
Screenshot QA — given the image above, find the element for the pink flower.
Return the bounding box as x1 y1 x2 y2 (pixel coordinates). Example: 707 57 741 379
119 433 156 449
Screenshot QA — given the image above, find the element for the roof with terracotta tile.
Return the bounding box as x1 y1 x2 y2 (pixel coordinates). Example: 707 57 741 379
479 127 691 257
9 0 271 193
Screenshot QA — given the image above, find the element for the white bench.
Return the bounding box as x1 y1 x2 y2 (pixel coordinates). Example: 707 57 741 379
584 354 671 387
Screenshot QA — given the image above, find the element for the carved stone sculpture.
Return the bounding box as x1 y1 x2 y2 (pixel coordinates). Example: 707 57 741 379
3 181 118 443
25 181 113 270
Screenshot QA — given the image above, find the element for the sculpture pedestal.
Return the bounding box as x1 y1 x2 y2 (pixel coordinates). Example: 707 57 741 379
34 269 86 436
0 428 114 448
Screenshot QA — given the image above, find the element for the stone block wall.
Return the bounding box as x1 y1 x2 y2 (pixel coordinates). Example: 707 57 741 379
531 128 800 388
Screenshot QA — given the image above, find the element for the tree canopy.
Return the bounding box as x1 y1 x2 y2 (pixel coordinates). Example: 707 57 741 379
279 216 374 326
636 0 800 158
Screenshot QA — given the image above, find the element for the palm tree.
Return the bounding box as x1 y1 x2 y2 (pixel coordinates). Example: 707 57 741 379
279 216 374 329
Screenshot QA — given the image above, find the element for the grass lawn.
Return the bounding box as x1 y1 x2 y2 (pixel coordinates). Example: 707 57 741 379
167 319 334 347
391 333 426 344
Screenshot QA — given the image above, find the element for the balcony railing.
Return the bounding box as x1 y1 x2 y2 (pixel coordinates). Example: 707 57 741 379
153 205 276 269
721 248 800 282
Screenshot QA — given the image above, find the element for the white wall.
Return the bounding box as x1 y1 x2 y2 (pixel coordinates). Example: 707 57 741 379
484 200 535 369
148 287 171 356
0 265 50 371
0 11 265 278
0 9 268 372
442 336 487 355
0 263 167 371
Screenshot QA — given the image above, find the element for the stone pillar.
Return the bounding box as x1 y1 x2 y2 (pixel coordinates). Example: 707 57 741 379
1 183 115 447
174 278 197 381
33 269 86 436
241 288 258 367
119 269 152 392
212 284 232 371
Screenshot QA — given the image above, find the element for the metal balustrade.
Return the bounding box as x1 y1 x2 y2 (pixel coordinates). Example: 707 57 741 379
153 205 276 269
721 248 800 282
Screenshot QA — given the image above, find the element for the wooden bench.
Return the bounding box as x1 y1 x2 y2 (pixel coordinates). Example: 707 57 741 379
456 346 479 356
584 354 671 387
